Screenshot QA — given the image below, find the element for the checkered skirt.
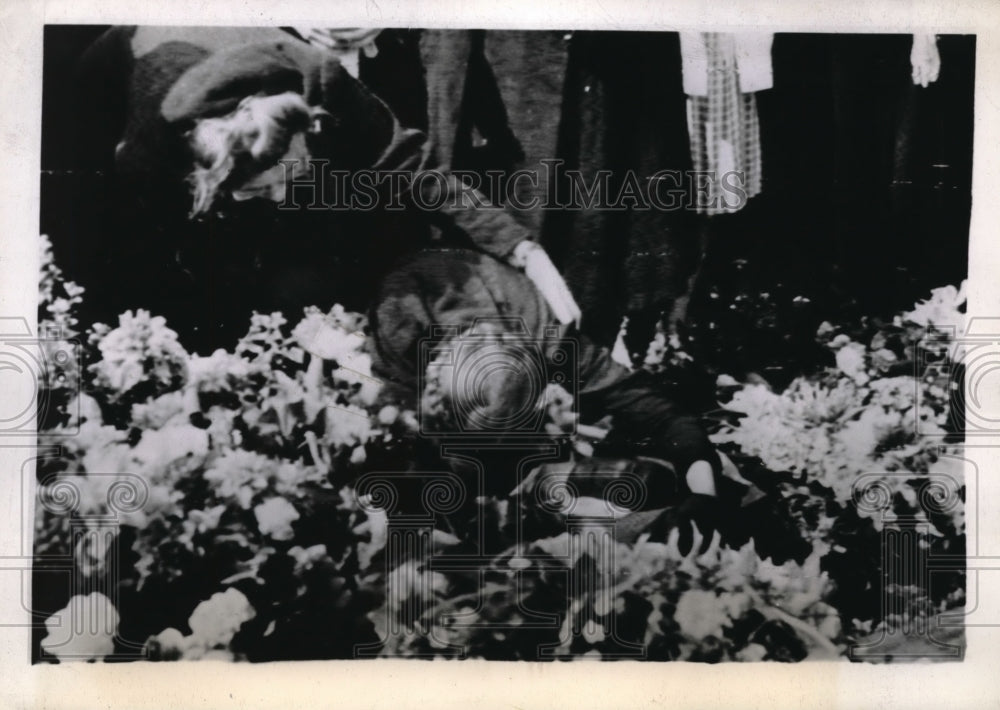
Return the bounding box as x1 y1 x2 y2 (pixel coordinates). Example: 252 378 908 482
686 33 763 215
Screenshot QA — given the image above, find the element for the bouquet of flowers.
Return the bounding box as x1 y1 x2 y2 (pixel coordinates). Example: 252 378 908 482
34 236 965 662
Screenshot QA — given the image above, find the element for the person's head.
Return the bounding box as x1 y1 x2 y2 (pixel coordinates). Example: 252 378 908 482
420 322 548 437
185 91 326 216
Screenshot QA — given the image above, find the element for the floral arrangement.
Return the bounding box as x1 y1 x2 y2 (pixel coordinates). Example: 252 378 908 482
369 525 844 661
33 236 965 663
706 282 967 648
711 282 966 532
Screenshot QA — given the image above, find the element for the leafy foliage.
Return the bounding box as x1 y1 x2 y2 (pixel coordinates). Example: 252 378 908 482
34 236 965 662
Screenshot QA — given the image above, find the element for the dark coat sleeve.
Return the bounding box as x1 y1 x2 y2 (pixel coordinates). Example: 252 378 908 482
369 248 550 401
406 172 533 258
310 50 534 259
578 368 720 480
113 31 531 263
370 247 717 480
361 108 534 258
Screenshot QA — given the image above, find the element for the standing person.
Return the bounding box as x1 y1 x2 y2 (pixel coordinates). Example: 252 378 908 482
58 26 577 353
419 30 700 356
290 27 427 130
676 32 773 321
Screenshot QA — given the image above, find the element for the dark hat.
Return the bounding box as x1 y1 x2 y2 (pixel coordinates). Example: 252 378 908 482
161 41 308 123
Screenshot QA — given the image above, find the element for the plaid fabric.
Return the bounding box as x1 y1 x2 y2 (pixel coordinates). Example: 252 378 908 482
686 32 763 215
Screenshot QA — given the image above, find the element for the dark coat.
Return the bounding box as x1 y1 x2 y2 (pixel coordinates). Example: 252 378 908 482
419 30 699 345
370 248 717 479
65 27 533 354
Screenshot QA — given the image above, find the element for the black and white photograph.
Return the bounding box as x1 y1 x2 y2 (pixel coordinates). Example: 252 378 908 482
4 1 1000 705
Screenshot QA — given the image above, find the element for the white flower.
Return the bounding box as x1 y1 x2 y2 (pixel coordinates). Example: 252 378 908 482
235 485 255 510
869 376 916 411
289 544 329 574
835 342 869 385
91 310 188 395
829 334 851 349
271 460 317 495
334 351 373 380
350 445 367 465
903 282 968 361
131 424 210 474
293 310 366 362
355 509 388 570
178 505 227 548
736 642 768 661
254 497 300 540
754 553 830 616
324 404 373 449
204 450 305 506
902 281 967 331
816 321 836 338
841 407 903 458
40 593 119 661
74 421 132 475
65 393 103 427
203 406 238 449
187 588 256 649
338 358 383 407
130 391 188 429
817 611 842 641
385 561 449 611
236 312 289 362
673 590 728 639
715 542 761 591
151 627 186 650
101 356 143 393
377 405 399 426
145 627 194 660
871 347 898 371
719 591 751 620
187 349 254 392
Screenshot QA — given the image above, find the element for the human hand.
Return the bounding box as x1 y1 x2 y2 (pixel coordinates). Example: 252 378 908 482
685 459 717 496
911 33 940 88
512 241 582 326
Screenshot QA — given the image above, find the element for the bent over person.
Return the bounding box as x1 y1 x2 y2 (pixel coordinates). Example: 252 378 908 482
368 247 814 559
65 26 578 353
368 246 742 547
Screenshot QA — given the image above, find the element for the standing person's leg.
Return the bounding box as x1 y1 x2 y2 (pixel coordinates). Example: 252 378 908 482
668 214 713 332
